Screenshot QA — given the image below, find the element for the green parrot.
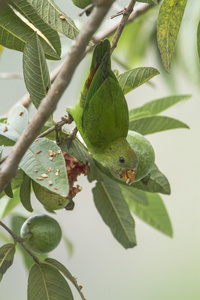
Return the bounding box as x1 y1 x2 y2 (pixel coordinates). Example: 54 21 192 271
67 40 138 184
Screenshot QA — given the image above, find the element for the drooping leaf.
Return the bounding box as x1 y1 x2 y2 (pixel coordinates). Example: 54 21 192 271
0 188 21 219
0 105 28 145
0 243 15 282
120 185 148 205
45 258 85 300
127 192 173 237
132 164 171 195
28 262 74 300
157 0 187 72
130 94 191 117
129 115 189 135
11 168 24 190
0 145 3 160
28 0 79 40
93 173 137 249
0 4 60 60
23 32 51 109
118 67 160 95
12 0 61 56
20 173 33 212
62 235 74 258
19 138 69 197
136 0 158 4
4 182 13 198
197 20 200 63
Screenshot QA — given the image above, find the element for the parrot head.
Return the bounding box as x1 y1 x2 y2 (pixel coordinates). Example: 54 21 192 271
92 137 138 185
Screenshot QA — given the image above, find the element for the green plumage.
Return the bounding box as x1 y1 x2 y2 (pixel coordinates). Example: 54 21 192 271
67 40 138 184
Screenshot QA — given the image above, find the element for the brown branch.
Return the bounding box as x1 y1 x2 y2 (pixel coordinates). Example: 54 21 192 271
37 115 74 138
93 2 154 44
0 220 39 263
110 0 136 54
0 0 115 194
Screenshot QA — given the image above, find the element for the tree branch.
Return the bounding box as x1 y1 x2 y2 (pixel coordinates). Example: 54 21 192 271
93 2 155 43
0 220 39 263
110 0 136 54
0 0 115 194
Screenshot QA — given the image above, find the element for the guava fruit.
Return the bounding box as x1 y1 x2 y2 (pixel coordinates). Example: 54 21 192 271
20 214 62 254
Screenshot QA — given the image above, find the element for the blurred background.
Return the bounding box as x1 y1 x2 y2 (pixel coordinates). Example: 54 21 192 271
0 0 200 299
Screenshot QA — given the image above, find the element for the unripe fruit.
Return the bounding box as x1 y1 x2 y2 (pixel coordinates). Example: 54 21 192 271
20 214 62 254
32 181 69 210
127 131 155 182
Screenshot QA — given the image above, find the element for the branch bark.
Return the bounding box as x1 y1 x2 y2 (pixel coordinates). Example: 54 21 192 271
0 0 115 194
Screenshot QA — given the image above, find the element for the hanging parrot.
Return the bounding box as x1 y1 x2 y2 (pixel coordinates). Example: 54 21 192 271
67 40 138 184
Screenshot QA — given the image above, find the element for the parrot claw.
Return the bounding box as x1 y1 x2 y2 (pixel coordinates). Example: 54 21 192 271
122 170 136 185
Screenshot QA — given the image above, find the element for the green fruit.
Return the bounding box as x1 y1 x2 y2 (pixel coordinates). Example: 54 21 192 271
127 131 155 182
32 181 69 210
72 0 92 9
20 214 62 254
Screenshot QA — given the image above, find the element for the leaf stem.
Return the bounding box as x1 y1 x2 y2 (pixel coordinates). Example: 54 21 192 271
0 220 39 263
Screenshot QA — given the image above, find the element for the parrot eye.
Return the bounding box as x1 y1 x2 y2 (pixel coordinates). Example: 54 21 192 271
119 157 125 164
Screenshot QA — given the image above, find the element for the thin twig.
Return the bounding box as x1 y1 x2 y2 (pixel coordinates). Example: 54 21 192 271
37 114 74 138
110 0 136 54
79 3 94 16
93 2 154 43
0 220 39 263
0 0 115 193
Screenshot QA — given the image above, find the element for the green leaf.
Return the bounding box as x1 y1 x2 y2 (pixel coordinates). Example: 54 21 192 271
28 0 80 40
120 185 148 205
0 243 15 282
129 115 189 135
197 20 200 63
28 262 74 300
157 0 187 72
13 0 61 57
19 138 69 197
118 67 160 95
0 4 60 60
93 173 137 249
0 188 21 219
45 258 85 300
11 168 24 190
20 173 33 212
0 145 3 160
0 105 28 144
132 164 171 195
63 235 74 258
136 0 158 4
4 182 13 198
127 193 173 237
130 94 191 117
23 32 51 109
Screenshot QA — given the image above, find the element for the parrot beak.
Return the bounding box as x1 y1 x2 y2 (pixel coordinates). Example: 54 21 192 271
122 170 136 185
